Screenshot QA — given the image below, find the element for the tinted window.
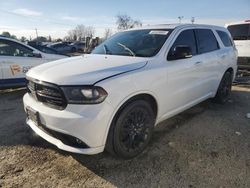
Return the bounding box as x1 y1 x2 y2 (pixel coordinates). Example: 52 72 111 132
196 29 219 54
0 39 33 57
32 45 59 54
92 29 172 57
227 24 250 40
51 44 61 48
216 30 233 47
168 29 197 59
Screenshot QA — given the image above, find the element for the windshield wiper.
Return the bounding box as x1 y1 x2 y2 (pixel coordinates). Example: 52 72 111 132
117 42 136 57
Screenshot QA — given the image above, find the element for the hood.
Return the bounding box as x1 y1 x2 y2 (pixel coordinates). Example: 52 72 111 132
27 54 149 85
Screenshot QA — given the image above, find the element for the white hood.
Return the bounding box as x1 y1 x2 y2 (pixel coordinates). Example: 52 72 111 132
27 54 149 85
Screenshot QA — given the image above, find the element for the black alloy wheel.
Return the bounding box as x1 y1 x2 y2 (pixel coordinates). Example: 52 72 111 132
106 100 155 159
214 71 233 104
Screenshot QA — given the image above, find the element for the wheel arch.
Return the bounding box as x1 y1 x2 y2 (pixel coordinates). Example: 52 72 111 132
115 93 158 118
102 92 159 145
214 66 234 95
226 67 234 76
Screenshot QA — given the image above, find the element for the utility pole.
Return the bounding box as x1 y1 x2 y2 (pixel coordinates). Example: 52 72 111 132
35 28 38 39
191 17 195 24
178 16 184 23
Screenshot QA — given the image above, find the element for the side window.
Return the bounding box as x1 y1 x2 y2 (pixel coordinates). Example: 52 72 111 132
195 29 219 54
53 44 60 48
0 39 33 57
167 29 197 59
216 30 233 47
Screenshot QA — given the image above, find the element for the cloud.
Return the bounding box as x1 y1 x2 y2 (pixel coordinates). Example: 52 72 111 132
12 8 42 17
62 16 82 21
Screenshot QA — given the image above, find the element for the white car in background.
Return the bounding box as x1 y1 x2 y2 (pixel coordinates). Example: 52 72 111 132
23 24 237 159
0 36 68 88
226 20 250 70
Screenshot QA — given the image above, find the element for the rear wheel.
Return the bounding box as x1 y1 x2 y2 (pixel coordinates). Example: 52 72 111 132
106 100 155 159
214 71 233 104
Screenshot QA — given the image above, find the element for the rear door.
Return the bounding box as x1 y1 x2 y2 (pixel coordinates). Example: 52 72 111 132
194 28 221 95
0 39 45 87
216 29 237 77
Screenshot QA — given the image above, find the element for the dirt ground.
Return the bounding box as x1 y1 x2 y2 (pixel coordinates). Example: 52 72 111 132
0 85 250 188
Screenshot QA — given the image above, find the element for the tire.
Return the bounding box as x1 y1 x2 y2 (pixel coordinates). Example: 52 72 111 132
106 100 155 159
214 71 233 104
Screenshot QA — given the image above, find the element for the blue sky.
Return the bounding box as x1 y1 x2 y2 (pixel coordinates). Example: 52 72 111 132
0 0 249 39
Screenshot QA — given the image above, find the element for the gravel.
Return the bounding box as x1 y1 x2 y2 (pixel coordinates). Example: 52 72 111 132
0 86 250 187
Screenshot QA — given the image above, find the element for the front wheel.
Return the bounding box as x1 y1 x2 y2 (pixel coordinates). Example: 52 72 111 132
106 100 155 159
213 71 233 104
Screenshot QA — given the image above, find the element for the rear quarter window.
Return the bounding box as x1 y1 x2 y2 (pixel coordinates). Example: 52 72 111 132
195 29 219 54
216 30 233 47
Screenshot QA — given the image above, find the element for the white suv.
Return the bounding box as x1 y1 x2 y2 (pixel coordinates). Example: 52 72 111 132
226 20 250 70
23 24 237 158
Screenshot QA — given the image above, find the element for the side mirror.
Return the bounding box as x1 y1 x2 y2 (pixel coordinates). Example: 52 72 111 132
168 45 192 61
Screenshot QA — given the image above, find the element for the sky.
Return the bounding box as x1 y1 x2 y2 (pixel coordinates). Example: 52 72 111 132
0 0 249 39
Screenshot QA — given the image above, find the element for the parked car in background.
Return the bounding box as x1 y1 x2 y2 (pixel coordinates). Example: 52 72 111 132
72 41 86 52
0 36 68 88
226 20 250 70
23 24 237 159
28 41 70 57
48 42 77 54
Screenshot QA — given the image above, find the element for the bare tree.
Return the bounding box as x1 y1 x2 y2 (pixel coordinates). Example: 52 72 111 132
67 25 95 41
104 28 113 40
85 26 95 38
116 14 142 30
20 36 27 42
67 29 77 41
133 20 142 28
1 31 17 39
48 35 52 42
75 24 85 40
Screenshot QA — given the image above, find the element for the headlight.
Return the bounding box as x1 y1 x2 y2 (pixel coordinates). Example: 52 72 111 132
61 86 108 104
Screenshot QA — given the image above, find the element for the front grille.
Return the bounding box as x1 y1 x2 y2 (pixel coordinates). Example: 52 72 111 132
27 79 67 110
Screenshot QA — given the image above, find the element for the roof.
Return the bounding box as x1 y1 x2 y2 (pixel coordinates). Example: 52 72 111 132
225 20 250 27
0 36 39 52
128 23 226 31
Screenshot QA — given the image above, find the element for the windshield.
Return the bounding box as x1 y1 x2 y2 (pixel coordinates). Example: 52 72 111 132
227 24 250 40
33 45 59 54
92 29 172 57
